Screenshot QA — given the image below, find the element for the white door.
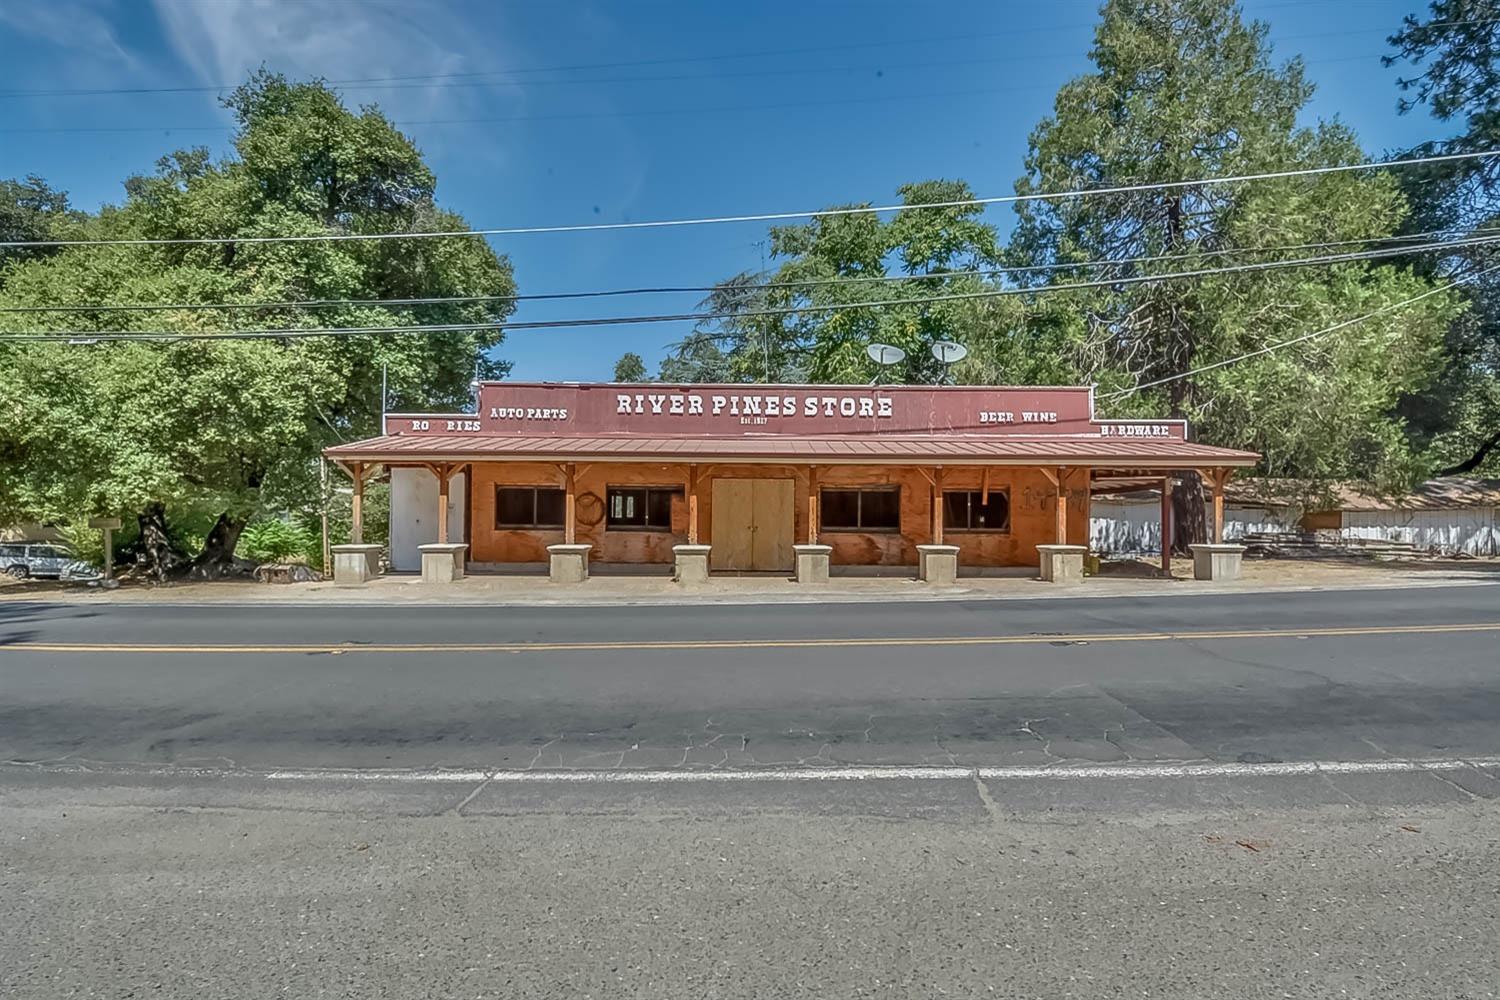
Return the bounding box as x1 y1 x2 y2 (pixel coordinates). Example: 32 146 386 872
390 467 466 570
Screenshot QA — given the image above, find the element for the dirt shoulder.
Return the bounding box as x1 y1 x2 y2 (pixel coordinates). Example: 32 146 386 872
2 554 1497 607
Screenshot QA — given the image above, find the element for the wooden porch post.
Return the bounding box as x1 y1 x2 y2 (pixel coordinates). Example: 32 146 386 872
687 464 700 544
350 461 365 545
1160 476 1173 575
564 462 578 545
931 466 945 545
1204 467 1231 544
807 465 819 544
436 464 451 544
1055 466 1068 544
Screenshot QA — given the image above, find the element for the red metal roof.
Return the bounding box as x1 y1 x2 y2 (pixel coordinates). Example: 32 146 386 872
324 432 1259 468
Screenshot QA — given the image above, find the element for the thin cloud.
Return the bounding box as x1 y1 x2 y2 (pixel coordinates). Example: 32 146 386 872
0 0 137 72
147 0 526 138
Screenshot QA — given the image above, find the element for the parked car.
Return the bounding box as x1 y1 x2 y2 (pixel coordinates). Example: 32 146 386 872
0 543 101 580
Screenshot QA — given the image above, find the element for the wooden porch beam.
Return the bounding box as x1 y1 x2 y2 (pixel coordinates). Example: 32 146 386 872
350 461 365 545
931 466 945 545
807 465 819 545
1054 466 1068 544
436 463 452 545
687 464 700 545
563 462 578 545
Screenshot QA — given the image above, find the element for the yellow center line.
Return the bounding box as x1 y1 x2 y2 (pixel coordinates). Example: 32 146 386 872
2 621 1498 654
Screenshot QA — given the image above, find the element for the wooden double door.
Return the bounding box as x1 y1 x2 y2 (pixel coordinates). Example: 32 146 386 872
710 477 795 572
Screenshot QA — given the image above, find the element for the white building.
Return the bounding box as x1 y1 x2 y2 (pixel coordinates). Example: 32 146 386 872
1089 477 1500 557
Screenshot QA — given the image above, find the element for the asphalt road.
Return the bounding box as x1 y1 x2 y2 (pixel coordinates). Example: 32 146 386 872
5 586 1500 998
2 585 1499 770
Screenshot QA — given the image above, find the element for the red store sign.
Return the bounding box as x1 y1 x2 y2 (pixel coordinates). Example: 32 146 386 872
388 383 1185 440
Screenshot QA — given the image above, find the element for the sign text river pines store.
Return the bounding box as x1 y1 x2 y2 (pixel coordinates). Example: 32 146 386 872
393 383 1183 439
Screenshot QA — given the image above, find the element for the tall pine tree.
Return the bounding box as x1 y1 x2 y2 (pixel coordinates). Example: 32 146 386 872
1011 0 1460 545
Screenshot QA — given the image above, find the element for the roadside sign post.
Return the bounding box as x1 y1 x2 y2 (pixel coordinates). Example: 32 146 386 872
88 517 122 580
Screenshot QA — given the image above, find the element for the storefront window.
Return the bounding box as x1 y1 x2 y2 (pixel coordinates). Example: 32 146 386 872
607 487 679 530
820 487 901 531
942 490 1010 532
496 487 566 528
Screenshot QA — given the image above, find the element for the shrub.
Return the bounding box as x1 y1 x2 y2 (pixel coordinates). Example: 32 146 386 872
239 518 318 565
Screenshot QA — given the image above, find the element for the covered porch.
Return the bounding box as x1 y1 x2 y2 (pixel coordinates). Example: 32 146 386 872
327 447 1256 588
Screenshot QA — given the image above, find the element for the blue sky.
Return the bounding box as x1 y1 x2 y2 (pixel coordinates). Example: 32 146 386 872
0 0 1449 381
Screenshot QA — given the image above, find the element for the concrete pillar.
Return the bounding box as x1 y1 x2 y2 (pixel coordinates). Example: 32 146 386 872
1190 543 1246 581
916 544 960 585
419 543 469 583
793 544 832 584
1036 543 1088 584
673 544 711 585
331 543 383 586
547 543 592 584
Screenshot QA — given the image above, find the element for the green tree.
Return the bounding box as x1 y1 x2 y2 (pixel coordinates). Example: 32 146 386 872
0 71 516 577
1386 0 1500 475
686 181 1026 384
0 175 77 275
612 351 649 382
1010 0 1460 546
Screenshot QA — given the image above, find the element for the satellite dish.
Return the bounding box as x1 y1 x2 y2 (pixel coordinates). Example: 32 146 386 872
931 340 968 365
866 342 907 385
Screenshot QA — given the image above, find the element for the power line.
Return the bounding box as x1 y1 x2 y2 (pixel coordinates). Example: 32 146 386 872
7 235 1498 344
5 150 1496 250
3 18 1490 101
0 54 1408 138
0 84 1053 136
1099 263 1500 400
3 228 1495 316
0 26 1091 100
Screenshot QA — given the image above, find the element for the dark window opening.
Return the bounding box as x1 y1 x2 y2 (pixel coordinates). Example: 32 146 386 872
496 486 566 528
820 487 901 531
943 490 1010 532
607 486 681 530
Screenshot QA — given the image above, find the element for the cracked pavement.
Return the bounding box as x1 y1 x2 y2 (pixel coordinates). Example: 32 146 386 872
6 586 1500 998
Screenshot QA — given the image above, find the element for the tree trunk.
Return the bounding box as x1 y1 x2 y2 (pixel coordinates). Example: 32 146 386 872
1170 471 1207 554
134 503 184 582
185 513 250 580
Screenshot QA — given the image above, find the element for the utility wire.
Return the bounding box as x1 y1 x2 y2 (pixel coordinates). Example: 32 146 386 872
11 18 1484 99
0 84 1054 135
0 55 1377 137
0 26 1093 99
4 150 1496 250
2 227 1494 316
7 236 1498 344
1100 263 1500 400
0 54 1419 137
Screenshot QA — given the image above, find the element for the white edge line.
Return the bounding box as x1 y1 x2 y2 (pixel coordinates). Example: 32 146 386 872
249 756 1500 784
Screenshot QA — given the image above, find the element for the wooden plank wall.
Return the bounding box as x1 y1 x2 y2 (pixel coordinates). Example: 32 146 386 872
466 461 1088 566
